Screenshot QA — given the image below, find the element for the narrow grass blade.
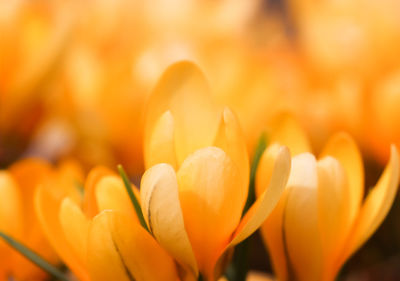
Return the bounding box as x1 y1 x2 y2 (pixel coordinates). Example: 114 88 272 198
0 232 69 281
117 165 150 232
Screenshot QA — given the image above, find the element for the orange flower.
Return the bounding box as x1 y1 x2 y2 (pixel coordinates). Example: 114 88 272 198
0 158 82 280
257 116 400 281
35 165 179 281
143 61 291 280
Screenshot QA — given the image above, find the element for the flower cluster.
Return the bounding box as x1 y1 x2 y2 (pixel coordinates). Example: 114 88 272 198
1 1 400 281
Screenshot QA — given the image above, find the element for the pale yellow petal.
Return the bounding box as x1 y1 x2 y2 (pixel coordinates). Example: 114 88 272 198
268 114 311 156
145 61 221 165
317 157 353 279
177 147 246 278
59 198 90 268
140 163 198 276
110 211 179 281
95 175 137 220
145 110 178 169
320 133 364 225
337 145 399 271
230 144 290 245
284 153 322 281
87 211 133 281
214 107 250 192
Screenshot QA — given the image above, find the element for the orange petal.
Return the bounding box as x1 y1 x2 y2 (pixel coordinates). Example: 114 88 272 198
268 114 311 156
145 61 221 166
87 211 134 281
284 153 322 281
230 144 290 245
59 198 90 268
34 186 90 281
177 147 246 278
145 110 177 170
83 166 115 218
87 210 178 281
9 158 52 231
337 145 399 271
0 171 23 238
95 175 137 220
320 133 364 225
259 190 290 281
214 107 250 192
141 163 198 276
110 210 179 281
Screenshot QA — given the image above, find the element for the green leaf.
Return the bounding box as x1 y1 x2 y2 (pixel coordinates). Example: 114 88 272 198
0 232 69 281
226 133 268 281
117 165 150 232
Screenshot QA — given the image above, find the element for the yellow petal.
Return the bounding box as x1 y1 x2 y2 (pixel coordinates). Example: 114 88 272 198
87 211 133 281
145 110 177 169
0 172 23 238
337 145 399 271
268 114 311 156
34 186 90 281
320 133 364 225
317 157 353 279
140 163 198 276
110 210 179 281
95 175 137 220
214 107 250 191
259 190 290 281
59 198 90 268
284 153 322 281
177 147 245 278
88 210 178 281
230 144 290 245
145 61 221 166
83 166 115 218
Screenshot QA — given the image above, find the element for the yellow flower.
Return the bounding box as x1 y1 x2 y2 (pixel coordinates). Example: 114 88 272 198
143 61 291 280
257 116 400 281
0 158 81 280
35 166 179 281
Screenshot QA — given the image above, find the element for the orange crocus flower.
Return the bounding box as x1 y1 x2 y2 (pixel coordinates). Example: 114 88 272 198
0 158 82 281
35 166 179 281
257 116 400 281
143 61 291 280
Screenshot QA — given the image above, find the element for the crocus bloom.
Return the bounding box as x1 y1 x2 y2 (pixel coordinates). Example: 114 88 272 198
257 116 400 281
143 61 291 280
0 158 81 280
35 166 179 281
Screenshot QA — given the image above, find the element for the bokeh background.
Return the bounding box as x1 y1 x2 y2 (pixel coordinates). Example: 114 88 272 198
1 0 400 280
